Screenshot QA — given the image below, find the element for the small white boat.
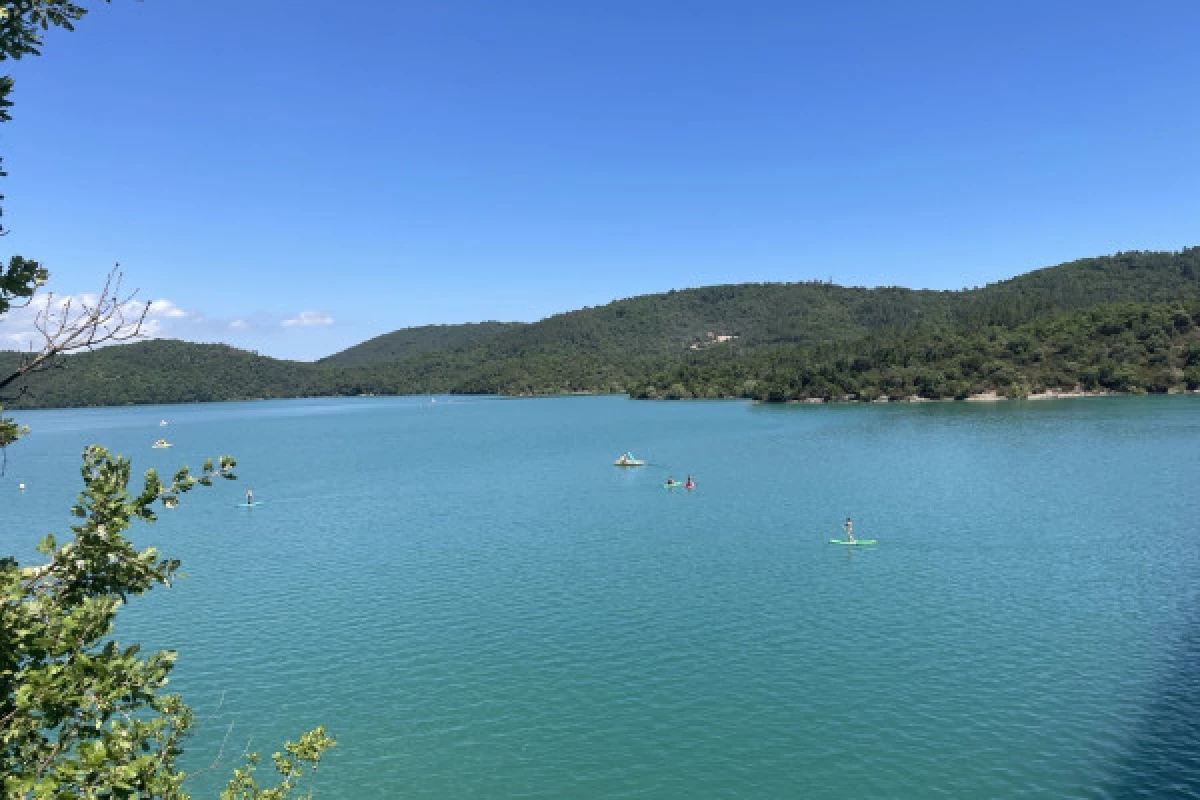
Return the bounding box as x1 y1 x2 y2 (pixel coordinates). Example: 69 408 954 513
159 419 169 426
152 439 173 449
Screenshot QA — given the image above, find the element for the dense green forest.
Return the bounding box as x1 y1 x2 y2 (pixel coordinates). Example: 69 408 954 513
630 301 1200 401
320 321 525 367
3 248 1200 408
0 341 335 407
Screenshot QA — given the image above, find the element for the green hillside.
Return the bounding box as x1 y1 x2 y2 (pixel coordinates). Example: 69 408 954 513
319 321 524 367
326 248 1200 370
630 300 1200 401
3 248 1199 408
308 247 1200 396
0 341 335 408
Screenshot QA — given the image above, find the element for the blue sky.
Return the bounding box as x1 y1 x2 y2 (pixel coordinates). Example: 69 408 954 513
1 0 1197 359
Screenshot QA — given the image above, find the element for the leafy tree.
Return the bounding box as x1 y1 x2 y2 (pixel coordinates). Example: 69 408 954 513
1 447 336 798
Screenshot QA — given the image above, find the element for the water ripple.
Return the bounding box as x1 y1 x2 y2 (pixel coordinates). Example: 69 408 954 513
6 396 1200 798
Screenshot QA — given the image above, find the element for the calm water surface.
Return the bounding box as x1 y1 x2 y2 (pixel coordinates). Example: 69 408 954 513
5 395 1200 798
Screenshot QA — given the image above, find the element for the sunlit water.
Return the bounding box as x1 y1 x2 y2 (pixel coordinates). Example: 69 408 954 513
5 395 1200 798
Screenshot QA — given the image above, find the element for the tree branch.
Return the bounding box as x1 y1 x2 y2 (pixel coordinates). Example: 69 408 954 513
0 262 150 395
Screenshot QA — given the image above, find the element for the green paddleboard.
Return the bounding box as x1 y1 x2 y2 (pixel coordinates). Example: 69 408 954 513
829 539 876 545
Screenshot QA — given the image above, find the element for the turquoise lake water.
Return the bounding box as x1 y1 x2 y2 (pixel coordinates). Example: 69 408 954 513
5 395 1200 798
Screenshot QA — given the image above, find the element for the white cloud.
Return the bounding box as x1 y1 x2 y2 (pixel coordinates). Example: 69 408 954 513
146 299 192 319
0 292 152 351
138 318 165 338
281 311 334 327
0 292 208 350
0 306 41 349
1 291 342 360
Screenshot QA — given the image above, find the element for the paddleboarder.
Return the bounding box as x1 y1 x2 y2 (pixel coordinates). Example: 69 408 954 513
844 517 854 543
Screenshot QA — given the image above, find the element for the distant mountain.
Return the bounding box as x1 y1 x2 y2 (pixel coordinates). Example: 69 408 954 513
319 321 524 367
3 248 1199 408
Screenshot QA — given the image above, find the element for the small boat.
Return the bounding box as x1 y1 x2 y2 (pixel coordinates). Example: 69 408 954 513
152 439 173 449
159 419 169 426
614 452 645 466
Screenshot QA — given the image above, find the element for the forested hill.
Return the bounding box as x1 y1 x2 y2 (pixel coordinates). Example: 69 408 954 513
3 248 1200 408
0 341 334 409
954 249 1200 324
319 321 525 367
323 248 1200 370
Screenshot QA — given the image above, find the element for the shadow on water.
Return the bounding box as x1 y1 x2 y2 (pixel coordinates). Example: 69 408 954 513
1097 608 1200 798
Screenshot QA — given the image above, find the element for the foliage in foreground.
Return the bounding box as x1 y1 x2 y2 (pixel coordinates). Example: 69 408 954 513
0 446 335 799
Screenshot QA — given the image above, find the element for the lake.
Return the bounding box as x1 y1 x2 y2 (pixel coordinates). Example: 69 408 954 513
5 395 1200 798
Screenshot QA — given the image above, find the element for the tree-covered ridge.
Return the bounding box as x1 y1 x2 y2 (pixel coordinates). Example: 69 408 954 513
976 248 1200 304
319 321 525 367
314 246 1200 397
0 341 335 408
319 247 1200 371
3 248 1200 408
629 301 1200 401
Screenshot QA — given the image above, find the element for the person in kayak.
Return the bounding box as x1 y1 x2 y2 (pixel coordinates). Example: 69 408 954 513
684 475 695 490
844 517 854 543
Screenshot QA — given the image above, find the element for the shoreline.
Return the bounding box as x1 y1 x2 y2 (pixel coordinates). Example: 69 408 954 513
763 387 1200 405
7 387 1199 413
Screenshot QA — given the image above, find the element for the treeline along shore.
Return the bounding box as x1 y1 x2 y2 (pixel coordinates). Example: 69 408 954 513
3 248 1200 409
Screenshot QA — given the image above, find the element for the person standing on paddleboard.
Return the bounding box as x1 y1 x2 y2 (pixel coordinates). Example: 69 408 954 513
246 488 254 505
844 517 854 543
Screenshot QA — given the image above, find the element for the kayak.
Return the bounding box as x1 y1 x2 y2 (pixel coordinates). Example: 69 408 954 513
829 539 876 546
665 482 683 488
614 459 645 466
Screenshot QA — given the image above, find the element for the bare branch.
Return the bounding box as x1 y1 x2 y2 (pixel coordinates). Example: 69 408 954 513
0 262 149 394
185 693 238 781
